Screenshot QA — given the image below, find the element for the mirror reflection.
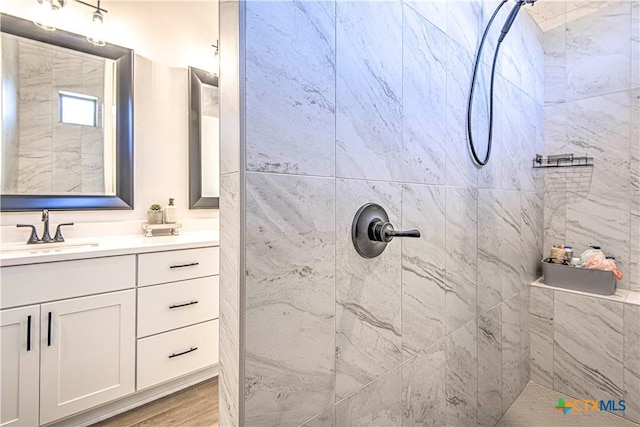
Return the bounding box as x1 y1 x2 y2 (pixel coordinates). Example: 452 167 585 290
189 66 219 209
200 81 219 199
1 33 117 196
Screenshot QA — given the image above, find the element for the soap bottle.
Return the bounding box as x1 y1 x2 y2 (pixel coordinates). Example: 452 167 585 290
164 198 177 224
563 246 573 264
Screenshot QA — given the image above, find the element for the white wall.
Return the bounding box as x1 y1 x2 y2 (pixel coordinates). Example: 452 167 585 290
0 0 219 240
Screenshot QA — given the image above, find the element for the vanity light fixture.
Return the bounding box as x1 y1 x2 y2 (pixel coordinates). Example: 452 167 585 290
33 0 67 31
77 0 108 46
32 0 108 46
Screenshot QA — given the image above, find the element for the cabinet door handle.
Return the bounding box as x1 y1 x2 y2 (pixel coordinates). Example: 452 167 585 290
169 300 199 309
47 312 52 346
168 347 198 359
169 262 199 269
27 315 32 351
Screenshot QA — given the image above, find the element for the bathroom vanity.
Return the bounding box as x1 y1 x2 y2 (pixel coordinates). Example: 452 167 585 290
0 234 219 427
0 8 222 427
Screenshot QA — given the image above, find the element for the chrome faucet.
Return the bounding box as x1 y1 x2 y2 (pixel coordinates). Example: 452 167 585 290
41 209 52 242
16 210 74 244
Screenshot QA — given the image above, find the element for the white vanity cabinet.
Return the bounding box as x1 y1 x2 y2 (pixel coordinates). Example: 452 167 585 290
136 247 220 390
1 255 137 426
0 240 219 427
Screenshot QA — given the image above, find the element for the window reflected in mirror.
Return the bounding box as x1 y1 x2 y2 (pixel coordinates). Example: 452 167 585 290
59 91 99 127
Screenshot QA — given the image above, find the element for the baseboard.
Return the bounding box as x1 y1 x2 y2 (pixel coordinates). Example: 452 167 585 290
46 365 218 427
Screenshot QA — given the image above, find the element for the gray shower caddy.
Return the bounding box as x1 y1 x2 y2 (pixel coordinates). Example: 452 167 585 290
541 261 617 296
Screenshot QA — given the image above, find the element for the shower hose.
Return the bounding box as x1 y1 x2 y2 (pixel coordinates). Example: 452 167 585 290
467 0 509 166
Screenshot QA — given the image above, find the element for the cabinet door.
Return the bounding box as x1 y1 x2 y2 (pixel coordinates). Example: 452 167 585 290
1 306 39 427
40 290 135 425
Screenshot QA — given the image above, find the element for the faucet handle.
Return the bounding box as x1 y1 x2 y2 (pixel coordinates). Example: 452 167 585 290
17 224 40 244
53 223 74 242
42 209 49 221
369 220 420 243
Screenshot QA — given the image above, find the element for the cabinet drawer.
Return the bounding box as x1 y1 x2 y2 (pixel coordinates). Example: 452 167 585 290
1 256 136 309
137 320 219 390
137 247 219 287
137 276 219 338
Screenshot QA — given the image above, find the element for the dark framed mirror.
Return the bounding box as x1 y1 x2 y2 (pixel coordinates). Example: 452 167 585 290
0 13 134 211
188 66 219 209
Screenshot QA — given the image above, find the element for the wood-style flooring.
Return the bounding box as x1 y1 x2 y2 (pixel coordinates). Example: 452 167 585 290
93 378 218 427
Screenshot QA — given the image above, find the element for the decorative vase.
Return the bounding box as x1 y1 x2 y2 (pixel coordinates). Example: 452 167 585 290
147 210 163 224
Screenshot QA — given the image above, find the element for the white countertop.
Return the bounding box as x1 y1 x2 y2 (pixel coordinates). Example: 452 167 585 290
532 278 640 307
0 231 219 267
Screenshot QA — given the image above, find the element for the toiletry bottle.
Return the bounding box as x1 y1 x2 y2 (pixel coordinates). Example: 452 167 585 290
564 246 573 264
164 198 177 224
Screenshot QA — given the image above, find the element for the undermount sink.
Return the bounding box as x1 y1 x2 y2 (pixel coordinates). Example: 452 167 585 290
1 241 99 255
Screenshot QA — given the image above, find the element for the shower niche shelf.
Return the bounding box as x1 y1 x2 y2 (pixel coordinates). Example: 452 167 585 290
532 153 594 169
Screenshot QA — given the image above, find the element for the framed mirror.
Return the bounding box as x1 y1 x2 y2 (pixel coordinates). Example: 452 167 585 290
0 13 134 211
188 66 219 209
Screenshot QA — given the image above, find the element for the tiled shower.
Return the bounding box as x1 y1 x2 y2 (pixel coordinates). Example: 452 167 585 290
533 1 640 424
217 0 639 426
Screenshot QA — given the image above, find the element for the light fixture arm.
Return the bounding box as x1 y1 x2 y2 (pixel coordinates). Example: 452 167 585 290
74 0 108 14
211 40 220 76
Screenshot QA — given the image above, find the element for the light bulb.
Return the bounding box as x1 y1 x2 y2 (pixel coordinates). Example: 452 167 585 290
86 10 106 46
33 0 65 31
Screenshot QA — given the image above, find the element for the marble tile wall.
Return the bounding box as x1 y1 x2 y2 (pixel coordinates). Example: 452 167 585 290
245 0 335 176
5 35 107 195
542 0 640 293
534 3 640 423
335 179 402 399
624 304 640 423
530 285 640 424
220 0 545 425
478 305 502 427
245 173 336 425
219 171 241 427
555 292 625 400
218 1 242 426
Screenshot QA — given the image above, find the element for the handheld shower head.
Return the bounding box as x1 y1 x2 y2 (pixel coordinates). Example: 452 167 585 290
498 0 536 42
466 0 537 166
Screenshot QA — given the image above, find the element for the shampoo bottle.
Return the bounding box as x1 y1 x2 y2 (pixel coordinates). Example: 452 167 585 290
164 198 177 224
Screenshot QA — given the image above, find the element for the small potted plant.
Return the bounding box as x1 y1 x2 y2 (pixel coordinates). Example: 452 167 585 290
147 203 163 224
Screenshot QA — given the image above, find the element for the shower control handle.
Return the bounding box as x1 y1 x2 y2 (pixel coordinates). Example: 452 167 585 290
352 203 421 258
369 220 420 243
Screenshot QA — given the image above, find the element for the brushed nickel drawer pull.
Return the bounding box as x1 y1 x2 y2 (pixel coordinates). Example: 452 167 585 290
169 262 199 269
169 300 199 309
169 347 198 358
